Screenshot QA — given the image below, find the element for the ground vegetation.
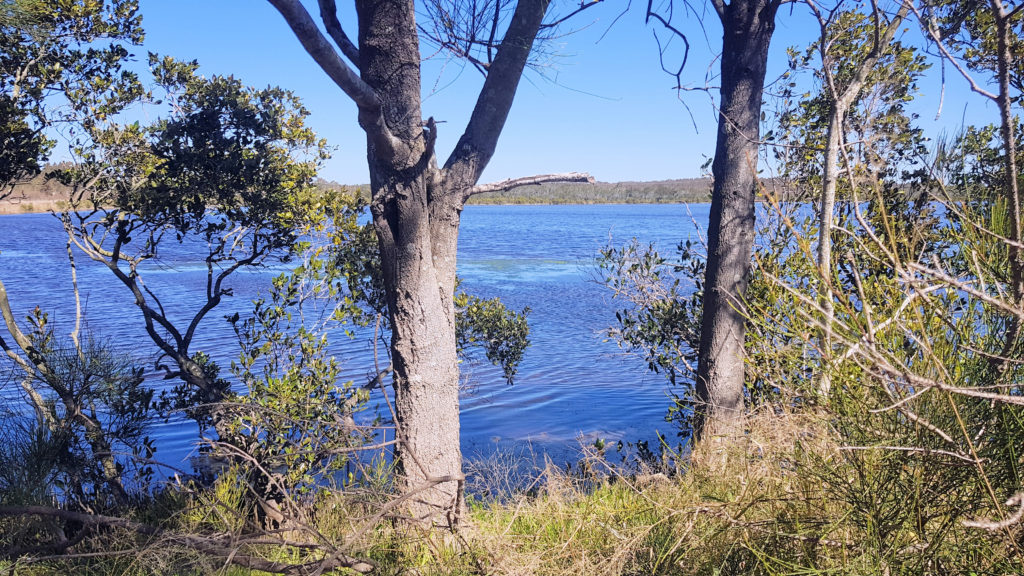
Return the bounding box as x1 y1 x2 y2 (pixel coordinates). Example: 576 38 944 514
2 0 1024 573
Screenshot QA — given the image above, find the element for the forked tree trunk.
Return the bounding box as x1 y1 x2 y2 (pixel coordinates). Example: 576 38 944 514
356 0 549 519
272 0 578 519
355 0 463 517
695 0 779 440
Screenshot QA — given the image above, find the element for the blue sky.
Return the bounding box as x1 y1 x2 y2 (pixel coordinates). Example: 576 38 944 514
133 0 1002 186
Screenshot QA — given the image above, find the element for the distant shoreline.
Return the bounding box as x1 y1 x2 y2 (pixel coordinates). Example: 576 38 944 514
7 171 717 214
1 199 716 216
0 198 68 215
464 198 708 206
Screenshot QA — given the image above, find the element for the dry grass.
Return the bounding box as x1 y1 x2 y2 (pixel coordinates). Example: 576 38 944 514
0 198 69 215
5 407 1020 575
432 408 842 576
419 405 1019 575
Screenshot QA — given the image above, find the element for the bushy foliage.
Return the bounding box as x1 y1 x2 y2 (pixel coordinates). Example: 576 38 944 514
599 4 1024 563
222 191 375 502
597 238 705 433
455 287 530 384
0 309 154 508
774 9 930 198
47 53 333 433
0 0 143 197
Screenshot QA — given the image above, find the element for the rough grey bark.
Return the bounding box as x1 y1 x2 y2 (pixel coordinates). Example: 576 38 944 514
270 0 576 520
694 0 780 439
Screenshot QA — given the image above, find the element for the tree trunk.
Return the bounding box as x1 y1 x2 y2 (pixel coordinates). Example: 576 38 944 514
357 0 466 520
369 170 465 520
992 0 1024 362
812 4 907 396
274 0 551 521
816 106 843 396
695 0 778 440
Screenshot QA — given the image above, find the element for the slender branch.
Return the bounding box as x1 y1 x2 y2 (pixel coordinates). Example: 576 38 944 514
540 0 605 29
912 2 998 100
839 445 978 464
964 493 1024 530
0 279 39 364
63 219 188 359
646 0 693 89
65 236 82 351
317 0 360 64
907 262 1024 320
990 0 1024 367
488 0 501 63
838 284 943 362
267 0 372 107
417 23 495 74
182 250 261 349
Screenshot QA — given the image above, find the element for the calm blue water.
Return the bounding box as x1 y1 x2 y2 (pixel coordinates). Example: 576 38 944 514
0 204 708 468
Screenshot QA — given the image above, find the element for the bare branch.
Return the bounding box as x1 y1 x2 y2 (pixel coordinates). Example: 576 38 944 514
839 445 979 464
646 0 693 89
964 493 1024 530
465 171 594 199
837 284 943 363
907 262 1024 321
317 0 360 64
910 2 998 100
540 0 606 30
488 0 502 63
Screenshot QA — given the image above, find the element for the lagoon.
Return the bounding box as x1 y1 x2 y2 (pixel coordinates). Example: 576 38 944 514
0 204 708 467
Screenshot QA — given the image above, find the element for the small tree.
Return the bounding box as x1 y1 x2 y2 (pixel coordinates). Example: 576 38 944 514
0 308 153 508
776 0 923 393
919 0 1024 358
598 238 705 435
57 55 329 433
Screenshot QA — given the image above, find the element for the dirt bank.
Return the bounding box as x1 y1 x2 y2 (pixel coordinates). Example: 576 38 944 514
0 198 67 215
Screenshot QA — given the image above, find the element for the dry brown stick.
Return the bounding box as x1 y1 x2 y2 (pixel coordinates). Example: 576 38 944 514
963 493 1024 530
464 172 593 198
